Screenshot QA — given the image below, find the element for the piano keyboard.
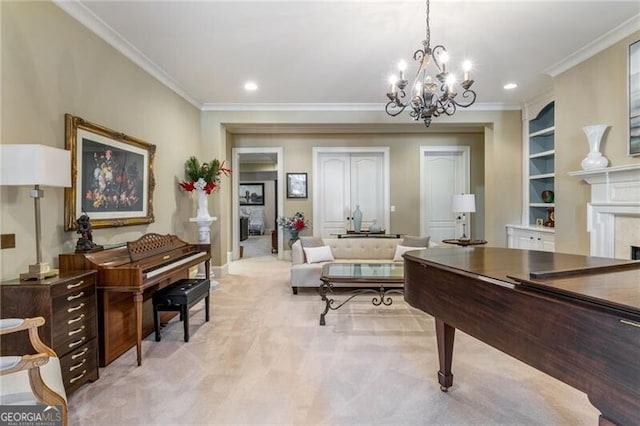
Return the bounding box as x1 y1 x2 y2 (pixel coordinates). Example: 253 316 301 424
145 251 208 279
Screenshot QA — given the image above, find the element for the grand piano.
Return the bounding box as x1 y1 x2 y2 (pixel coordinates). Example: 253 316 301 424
404 247 640 426
59 233 210 367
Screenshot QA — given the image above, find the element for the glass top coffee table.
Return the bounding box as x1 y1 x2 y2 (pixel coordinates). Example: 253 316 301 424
319 263 404 326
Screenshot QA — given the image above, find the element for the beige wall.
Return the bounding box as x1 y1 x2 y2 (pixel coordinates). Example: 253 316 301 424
555 31 640 255
202 109 523 261
0 2 202 280
232 132 485 238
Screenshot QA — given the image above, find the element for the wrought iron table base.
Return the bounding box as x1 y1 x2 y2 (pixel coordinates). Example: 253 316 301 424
319 282 404 326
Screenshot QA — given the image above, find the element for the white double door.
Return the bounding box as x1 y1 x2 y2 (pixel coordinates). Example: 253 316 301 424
314 150 387 237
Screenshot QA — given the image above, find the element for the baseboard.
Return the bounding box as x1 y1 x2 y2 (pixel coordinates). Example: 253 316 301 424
212 261 229 278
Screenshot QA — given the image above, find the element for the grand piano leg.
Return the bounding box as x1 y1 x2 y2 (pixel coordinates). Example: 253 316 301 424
435 318 455 392
134 291 143 366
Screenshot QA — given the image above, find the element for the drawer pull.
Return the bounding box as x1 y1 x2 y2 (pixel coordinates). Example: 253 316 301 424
67 291 85 301
66 280 84 289
69 370 87 384
68 325 86 336
69 359 86 371
71 348 89 360
68 314 85 324
68 337 86 348
68 303 85 313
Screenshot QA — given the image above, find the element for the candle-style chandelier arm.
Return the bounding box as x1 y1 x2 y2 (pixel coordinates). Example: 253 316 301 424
385 96 407 117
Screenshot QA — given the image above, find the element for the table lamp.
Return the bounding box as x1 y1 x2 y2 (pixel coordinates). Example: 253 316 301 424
1 144 71 280
451 193 476 240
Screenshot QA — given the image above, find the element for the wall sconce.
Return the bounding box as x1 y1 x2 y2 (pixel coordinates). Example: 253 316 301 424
1 144 71 280
451 193 476 240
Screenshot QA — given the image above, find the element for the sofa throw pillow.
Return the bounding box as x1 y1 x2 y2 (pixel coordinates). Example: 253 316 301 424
303 245 335 264
300 236 325 262
300 236 324 248
393 244 427 261
402 235 431 248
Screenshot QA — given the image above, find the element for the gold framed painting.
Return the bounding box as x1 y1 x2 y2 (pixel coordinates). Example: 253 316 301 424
64 113 156 231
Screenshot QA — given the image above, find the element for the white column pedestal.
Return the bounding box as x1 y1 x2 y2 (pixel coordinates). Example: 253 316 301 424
189 215 219 289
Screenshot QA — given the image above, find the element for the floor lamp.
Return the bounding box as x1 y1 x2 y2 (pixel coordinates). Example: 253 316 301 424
1 144 71 280
451 193 476 240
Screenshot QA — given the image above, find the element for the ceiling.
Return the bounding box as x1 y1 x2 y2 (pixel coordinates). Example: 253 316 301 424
56 1 639 111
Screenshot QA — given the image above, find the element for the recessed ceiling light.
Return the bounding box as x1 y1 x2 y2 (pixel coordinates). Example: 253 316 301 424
504 83 518 90
244 81 258 91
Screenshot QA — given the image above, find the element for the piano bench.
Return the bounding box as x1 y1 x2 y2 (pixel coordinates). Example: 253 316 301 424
152 278 210 342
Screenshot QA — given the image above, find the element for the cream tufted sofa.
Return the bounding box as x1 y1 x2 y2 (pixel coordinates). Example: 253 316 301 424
290 237 405 294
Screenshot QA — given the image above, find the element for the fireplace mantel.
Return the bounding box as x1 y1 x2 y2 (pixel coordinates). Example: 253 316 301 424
569 164 640 258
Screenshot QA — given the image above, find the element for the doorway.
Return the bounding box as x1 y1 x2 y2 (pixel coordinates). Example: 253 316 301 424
420 146 470 242
232 147 284 260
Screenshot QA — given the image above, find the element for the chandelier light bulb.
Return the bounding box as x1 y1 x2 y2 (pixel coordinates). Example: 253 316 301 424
398 60 407 80
462 60 472 81
440 51 449 72
388 75 398 94
446 74 456 92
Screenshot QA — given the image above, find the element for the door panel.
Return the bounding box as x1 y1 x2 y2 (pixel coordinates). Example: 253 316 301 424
350 154 383 229
319 155 351 236
421 148 469 242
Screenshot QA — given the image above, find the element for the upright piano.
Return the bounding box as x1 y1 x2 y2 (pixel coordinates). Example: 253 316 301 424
59 233 210 367
404 247 640 426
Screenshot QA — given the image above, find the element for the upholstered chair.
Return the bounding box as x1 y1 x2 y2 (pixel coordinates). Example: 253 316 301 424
0 317 68 426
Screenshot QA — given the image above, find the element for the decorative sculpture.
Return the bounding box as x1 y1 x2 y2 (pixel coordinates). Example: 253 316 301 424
75 212 103 252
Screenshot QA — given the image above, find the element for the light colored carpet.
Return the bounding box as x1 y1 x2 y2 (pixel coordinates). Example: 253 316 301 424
241 235 274 258
69 257 598 425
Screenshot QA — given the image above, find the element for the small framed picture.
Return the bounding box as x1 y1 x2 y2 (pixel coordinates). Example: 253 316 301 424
535 218 544 226
239 183 264 205
286 173 307 199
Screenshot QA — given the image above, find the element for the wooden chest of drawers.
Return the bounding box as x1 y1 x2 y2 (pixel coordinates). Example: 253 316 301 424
0 270 99 395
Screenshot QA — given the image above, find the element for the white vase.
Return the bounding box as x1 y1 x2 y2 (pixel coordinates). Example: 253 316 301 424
581 125 609 170
196 189 210 219
353 205 363 232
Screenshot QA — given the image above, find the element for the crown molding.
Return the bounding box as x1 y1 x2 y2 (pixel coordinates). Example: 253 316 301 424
201 102 521 112
544 13 640 77
53 0 201 109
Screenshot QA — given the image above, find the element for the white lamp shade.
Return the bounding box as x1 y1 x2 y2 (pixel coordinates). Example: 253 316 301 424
451 194 476 213
0 144 71 187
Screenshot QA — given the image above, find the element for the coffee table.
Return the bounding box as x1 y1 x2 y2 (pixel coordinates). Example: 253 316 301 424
319 263 404 326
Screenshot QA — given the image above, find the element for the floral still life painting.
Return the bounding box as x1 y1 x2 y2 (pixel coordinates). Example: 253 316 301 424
64 113 156 231
83 140 144 211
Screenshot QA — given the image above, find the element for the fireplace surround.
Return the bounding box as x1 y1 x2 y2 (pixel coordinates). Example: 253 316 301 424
569 164 640 259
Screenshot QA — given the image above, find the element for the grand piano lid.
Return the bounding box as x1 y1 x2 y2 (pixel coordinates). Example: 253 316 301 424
509 265 640 316
405 247 640 315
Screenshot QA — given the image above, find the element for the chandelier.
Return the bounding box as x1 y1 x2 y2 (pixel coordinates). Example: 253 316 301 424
385 0 477 127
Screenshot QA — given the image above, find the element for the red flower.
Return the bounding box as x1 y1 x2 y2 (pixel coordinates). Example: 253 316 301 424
203 181 217 195
179 181 195 192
